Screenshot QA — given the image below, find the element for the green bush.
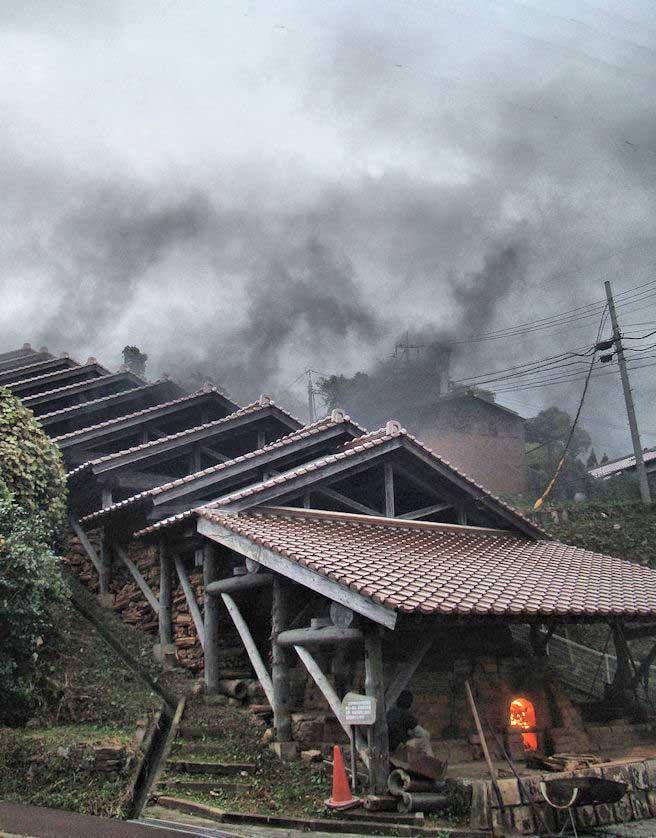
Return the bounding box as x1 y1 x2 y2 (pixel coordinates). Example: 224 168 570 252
0 388 68 724
0 387 67 537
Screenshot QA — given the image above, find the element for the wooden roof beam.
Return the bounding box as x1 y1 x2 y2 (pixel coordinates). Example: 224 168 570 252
197 516 397 629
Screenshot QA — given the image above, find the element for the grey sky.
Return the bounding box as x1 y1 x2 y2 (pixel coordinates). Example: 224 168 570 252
1 0 656 456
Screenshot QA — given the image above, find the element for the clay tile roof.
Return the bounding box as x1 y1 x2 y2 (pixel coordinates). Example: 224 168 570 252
38 379 174 422
134 422 544 539
189 507 656 619
68 400 263 478
21 370 141 406
52 386 235 443
590 449 656 480
81 412 365 525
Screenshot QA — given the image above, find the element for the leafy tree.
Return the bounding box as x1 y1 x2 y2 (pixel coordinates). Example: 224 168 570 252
122 345 148 377
0 488 67 724
587 449 599 469
526 406 592 502
0 387 67 536
525 407 591 467
0 388 68 724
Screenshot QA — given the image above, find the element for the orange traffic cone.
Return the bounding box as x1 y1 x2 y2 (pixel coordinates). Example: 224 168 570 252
325 745 360 810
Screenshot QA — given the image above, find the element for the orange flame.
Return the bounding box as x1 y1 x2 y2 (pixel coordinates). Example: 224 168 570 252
510 697 537 751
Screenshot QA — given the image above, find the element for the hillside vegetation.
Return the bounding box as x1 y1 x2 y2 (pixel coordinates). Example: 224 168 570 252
543 500 656 566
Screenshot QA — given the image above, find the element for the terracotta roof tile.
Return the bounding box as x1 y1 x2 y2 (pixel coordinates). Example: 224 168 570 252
52 385 236 443
81 411 365 525
187 507 656 618
67 399 274 478
22 370 142 406
38 379 175 422
133 422 544 540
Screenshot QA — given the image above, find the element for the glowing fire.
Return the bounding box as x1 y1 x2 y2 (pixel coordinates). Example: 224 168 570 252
509 697 538 751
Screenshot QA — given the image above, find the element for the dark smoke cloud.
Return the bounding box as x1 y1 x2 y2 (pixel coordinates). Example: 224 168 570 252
2 1 656 455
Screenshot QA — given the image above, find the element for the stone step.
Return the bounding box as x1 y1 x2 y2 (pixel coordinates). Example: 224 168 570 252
166 759 256 776
172 741 233 756
158 778 251 794
177 725 226 740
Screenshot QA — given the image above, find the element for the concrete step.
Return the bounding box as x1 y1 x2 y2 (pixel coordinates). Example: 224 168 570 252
166 759 256 776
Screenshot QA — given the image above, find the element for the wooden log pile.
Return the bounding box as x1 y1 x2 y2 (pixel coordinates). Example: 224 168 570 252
62 528 101 593
63 529 251 678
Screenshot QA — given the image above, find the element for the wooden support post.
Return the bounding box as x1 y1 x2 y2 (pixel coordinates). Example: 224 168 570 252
384 463 395 518
257 429 266 450
175 556 206 648
221 593 274 706
98 527 112 595
303 491 311 509
364 623 390 794
101 487 113 509
190 447 202 472
203 543 221 692
385 633 434 707
271 577 291 742
68 513 108 594
115 545 159 612
158 541 173 647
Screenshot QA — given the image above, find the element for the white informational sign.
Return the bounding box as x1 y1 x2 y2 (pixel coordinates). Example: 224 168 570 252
342 692 377 726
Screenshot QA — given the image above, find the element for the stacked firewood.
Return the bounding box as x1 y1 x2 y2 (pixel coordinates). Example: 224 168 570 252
63 529 101 593
63 529 250 676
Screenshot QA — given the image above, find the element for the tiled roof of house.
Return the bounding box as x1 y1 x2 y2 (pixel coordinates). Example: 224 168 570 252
53 384 234 442
134 421 546 539
589 449 656 480
192 506 656 618
81 410 365 524
68 395 303 480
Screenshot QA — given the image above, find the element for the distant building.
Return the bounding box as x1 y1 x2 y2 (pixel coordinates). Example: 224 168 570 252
417 391 528 496
589 448 656 482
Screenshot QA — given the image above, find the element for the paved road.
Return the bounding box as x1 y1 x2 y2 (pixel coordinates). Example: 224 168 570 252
0 803 240 838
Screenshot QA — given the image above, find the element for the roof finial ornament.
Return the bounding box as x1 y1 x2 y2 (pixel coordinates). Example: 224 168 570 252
259 394 272 407
385 420 402 436
331 408 345 423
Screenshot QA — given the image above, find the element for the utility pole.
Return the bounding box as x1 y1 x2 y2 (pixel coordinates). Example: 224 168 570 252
307 370 316 422
605 280 651 505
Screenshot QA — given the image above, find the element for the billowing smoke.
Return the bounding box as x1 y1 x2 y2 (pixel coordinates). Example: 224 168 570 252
1 1 656 454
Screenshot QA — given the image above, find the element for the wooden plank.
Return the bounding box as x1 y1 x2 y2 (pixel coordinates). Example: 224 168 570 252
384 463 395 518
317 486 380 516
272 577 292 742
203 544 221 692
158 426 348 506
159 541 173 646
206 573 273 596
68 512 104 579
115 545 159 612
294 645 348 733
364 624 390 794
221 439 404 513
397 503 452 521
221 593 274 706
277 626 363 647
175 556 206 648
197 518 397 630
200 446 229 464
385 634 434 707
